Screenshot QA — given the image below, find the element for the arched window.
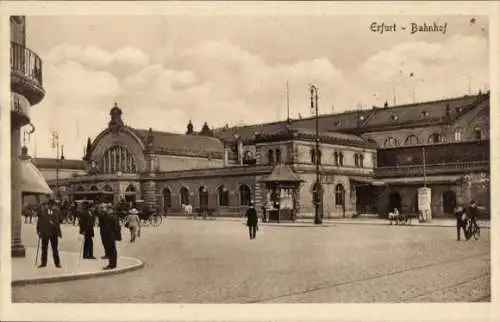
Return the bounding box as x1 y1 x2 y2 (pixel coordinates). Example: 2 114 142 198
90 185 99 192
335 184 345 206
163 188 172 210
359 154 364 168
334 152 339 166
428 133 442 143
103 184 113 192
474 127 482 140
179 187 190 206
268 149 274 164
239 185 252 206
199 186 209 208
275 148 282 164
454 129 462 141
354 154 359 167
405 135 419 145
338 152 344 166
101 145 137 174
384 137 399 147
310 149 316 164
217 185 229 207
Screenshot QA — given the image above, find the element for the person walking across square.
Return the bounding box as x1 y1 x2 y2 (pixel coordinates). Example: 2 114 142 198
124 208 141 243
246 202 258 240
36 199 62 268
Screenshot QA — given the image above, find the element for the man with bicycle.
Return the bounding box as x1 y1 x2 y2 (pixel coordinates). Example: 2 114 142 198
466 200 479 239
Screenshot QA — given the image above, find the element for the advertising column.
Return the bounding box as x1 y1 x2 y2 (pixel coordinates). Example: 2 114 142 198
418 187 432 222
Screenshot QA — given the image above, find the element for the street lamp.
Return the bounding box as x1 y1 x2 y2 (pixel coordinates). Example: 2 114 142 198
51 132 65 200
310 84 322 225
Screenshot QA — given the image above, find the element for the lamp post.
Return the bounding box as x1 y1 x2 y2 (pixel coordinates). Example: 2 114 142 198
310 84 322 225
52 132 65 200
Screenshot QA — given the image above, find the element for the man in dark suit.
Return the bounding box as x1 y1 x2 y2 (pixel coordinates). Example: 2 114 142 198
79 201 96 259
246 202 258 240
36 199 62 268
96 203 109 259
101 206 122 269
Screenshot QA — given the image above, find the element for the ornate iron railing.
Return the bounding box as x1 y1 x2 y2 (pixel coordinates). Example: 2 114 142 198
10 41 43 86
375 161 489 177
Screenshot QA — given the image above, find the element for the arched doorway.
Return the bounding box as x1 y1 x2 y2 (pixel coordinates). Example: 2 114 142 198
199 186 209 208
179 186 190 206
388 192 402 213
335 184 345 218
163 188 172 212
442 190 457 215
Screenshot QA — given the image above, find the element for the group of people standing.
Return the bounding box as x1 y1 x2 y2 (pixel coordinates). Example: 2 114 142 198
455 200 480 241
35 199 142 269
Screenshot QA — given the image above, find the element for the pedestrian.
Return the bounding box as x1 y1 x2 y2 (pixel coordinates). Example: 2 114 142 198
455 204 467 241
36 198 62 268
468 200 479 232
101 206 122 269
96 203 109 259
124 208 141 243
246 201 258 240
79 201 96 259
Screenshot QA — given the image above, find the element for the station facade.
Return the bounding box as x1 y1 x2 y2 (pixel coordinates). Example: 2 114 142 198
42 91 490 220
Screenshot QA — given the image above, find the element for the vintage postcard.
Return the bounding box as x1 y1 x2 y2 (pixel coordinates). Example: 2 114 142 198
0 1 498 322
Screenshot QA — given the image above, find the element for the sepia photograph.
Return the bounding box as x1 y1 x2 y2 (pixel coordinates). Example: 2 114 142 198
1 1 498 321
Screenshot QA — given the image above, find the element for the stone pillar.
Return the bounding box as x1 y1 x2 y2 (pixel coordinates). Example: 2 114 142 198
143 175 157 211
11 128 25 257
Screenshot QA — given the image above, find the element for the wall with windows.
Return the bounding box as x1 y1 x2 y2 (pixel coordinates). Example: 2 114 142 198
257 142 292 165
296 173 356 218
294 141 375 169
156 175 255 215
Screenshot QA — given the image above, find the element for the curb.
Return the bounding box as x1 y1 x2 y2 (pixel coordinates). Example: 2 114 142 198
328 221 491 229
12 256 144 287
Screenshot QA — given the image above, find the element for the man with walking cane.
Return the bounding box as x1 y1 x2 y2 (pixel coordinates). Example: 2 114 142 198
36 199 62 268
101 206 122 270
79 201 96 259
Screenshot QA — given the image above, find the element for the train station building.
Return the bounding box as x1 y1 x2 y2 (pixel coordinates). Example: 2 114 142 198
35 91 490 220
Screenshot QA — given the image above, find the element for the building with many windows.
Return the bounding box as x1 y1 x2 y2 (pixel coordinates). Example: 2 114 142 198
39 91 490 220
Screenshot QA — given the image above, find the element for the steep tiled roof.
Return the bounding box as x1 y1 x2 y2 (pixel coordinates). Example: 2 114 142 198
261 164 303 183
131 128 225 158
32 158 85 170
213 93 489 140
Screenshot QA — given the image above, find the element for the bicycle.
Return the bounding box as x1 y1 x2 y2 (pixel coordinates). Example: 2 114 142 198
466 218 480 240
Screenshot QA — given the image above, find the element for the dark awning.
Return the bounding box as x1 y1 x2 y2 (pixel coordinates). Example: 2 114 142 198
260 164 304 183
350 176 374 184
20 159 52 195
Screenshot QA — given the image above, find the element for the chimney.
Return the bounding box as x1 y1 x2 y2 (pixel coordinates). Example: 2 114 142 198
237 139 244 165
224 147 229 167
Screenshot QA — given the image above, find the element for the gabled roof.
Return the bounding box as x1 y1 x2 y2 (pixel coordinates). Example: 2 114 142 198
213 92 489 140
32 158 85 170
131 128 225 158
260 164 303 183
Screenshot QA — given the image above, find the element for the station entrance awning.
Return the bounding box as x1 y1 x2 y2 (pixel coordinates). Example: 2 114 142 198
20 159 52 195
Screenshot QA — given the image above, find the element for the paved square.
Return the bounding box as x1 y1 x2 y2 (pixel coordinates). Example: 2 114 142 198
13 218 490 303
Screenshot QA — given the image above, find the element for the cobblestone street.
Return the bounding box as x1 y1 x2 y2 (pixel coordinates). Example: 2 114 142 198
12 218 490 303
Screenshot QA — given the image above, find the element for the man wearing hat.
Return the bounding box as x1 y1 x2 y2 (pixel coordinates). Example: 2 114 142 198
78 201 96 259
100 206 122 269
36 198 62 268
95 202 109 259
245 201 258 240
124 207 141 243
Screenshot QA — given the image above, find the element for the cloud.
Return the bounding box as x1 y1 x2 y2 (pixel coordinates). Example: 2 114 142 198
28 35 489 159
46 45 150 69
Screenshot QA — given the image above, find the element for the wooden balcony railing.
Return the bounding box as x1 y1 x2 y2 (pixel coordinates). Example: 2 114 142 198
11 41 43 86
375 161 489 178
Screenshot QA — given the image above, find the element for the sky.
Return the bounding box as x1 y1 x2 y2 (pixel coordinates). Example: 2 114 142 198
22 14 489 159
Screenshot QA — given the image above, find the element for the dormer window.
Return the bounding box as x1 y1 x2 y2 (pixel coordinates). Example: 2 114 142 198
335 121 341 127
456 107 462 113
420 111 429 118
391 115 398 121
359 115 365 121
